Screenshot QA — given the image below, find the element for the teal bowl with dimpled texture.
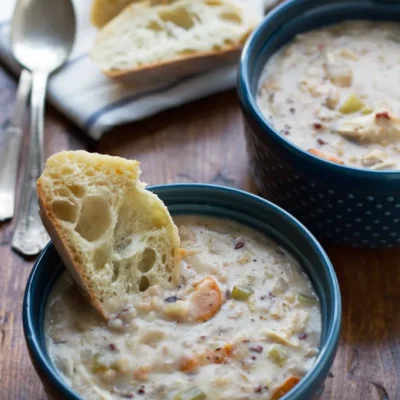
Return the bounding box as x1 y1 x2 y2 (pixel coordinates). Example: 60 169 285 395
23 184 341 400
238 0 400 248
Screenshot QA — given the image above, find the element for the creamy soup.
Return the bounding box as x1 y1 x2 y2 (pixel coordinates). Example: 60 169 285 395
257 21 400 169
45 216 321 400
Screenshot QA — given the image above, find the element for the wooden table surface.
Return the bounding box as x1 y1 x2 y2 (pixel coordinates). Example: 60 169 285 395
0 63 399 400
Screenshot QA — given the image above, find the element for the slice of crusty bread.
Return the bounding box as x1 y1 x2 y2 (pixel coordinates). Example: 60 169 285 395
90 0 261 86
37 151 180 318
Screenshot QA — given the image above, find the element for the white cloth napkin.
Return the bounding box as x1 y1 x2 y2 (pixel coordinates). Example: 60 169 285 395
0 0 276 140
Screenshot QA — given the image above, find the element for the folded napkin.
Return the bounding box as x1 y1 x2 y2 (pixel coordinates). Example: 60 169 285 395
0 0 276 140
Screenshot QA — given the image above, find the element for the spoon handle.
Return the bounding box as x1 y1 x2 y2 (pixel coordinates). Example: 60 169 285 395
12 71 49 256
0 69 31 221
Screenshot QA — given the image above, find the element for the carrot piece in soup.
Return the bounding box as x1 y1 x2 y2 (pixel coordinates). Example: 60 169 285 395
271 376 301 400
188 277 222 322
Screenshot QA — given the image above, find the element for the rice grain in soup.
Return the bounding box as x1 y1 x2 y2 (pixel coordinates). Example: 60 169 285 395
257 21 400 170
45 216 321 400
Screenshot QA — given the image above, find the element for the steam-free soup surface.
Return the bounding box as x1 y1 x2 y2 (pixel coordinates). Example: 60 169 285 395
45 216 321 400
257 21 400 169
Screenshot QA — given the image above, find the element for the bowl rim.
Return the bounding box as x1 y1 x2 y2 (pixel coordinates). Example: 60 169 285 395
238 0 400 179
23 183 341 400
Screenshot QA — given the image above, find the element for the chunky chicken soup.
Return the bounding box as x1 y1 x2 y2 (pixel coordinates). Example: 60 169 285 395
45 216 321 400
257 21 400 170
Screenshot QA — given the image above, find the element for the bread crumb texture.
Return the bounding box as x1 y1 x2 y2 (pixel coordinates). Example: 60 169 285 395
37 151 180 308
90 0 259 72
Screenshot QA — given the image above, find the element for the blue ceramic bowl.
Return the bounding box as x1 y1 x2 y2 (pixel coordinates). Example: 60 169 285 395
23 184 341 400
238 0 400 248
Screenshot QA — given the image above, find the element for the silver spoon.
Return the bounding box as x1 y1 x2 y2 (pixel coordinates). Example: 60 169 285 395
11 0 76 256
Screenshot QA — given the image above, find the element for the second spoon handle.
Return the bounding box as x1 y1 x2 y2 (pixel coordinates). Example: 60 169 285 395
0 69 31 221
12 71 50 256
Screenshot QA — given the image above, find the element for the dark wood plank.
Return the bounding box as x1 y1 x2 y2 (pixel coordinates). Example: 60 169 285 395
1 62 399 400
0 65 89 400
323 245 400 400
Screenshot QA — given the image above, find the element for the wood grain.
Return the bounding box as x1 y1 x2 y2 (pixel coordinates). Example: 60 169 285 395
0 63 399 400
98 91 255 191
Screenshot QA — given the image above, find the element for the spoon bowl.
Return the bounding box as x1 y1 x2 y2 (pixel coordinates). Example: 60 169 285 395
11 0 76 72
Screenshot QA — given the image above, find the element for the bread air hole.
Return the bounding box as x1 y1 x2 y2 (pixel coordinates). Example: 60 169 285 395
178 48 196 55
111 261 121 283
219 12 242 24
147 20 163 31
67 184 85 198
55 188 72 198
205 0 222 6
61 166 74 175
159 7 195 30
139 276 150 292
75 196 111 242
138 248 157 273
113 203 138 253
93 245 110 271
49 172 59 179
114 237 132 253
52 199 78 223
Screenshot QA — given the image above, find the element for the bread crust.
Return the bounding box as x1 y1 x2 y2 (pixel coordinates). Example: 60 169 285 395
104 44 244 86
